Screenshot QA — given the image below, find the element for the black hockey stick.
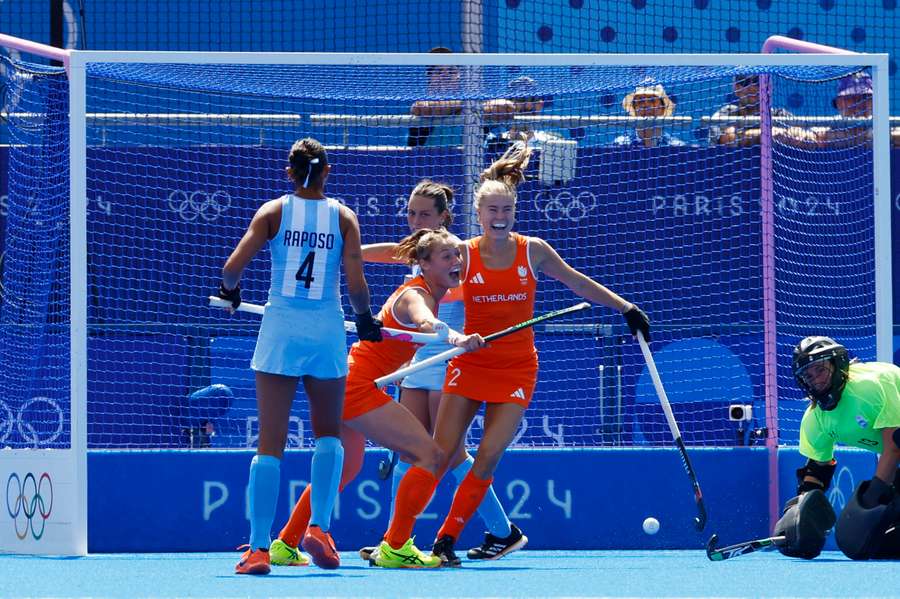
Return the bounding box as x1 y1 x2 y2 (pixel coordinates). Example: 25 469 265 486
375 302 592 388
706 533 785 561
636 331 708 531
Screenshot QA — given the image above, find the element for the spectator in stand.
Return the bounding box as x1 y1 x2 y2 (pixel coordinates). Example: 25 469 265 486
408 47 514 148
815 72 876 149
613 81 685 148
709 74 815 148
485 76 561 155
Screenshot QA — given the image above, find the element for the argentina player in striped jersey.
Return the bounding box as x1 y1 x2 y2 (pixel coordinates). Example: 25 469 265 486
217 138 383 574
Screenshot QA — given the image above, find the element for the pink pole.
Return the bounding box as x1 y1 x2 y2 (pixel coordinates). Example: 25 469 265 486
762 35 856 56
759 34 855 533
0 33 71 74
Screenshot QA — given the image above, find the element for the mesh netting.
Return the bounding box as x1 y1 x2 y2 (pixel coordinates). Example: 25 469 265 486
1 57 880 449
0 59 71 448
2 1 897 110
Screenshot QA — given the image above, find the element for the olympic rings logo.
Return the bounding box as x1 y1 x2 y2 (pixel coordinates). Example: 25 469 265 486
0 397 65 448
6 472 53 540
827 466 855 512
533 190 598 223
167 190 232 223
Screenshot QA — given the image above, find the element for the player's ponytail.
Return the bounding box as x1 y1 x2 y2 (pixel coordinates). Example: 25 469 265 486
475 135 531 208
394 228 455 265
409 180 454 227
286 138 328 189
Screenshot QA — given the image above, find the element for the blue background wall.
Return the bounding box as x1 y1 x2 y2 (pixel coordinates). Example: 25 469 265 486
86 447 874 552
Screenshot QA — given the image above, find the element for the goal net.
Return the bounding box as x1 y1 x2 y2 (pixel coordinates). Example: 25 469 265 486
0 53 889 461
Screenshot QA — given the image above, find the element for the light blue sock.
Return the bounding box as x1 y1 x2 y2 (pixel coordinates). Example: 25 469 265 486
248 454 281 550
309 436 343 531
388 460 411 520
452 454 511 538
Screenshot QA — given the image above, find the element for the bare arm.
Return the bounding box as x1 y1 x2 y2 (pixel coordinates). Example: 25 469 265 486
394 288 441 332
482 98 517 123
411 100 463 117
395 289 485 351
222 200 278 290
361 242 402 264
875 427 900 483
529 237 631 313
339 205 372 315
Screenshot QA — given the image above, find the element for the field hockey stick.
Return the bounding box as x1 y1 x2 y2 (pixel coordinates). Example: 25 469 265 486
375 301 592 389
705 533 785 561
208 296 443 344
637 330 708 532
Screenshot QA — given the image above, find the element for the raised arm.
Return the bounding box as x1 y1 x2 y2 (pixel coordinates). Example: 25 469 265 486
529 237 650 338
361 242 402 263
529 237 630 311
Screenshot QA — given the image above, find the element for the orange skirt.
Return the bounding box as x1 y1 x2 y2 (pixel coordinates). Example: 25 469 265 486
342 353 395 421
442 349 538 408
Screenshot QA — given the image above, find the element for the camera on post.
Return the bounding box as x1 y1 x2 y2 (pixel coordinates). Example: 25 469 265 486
728 404 753 422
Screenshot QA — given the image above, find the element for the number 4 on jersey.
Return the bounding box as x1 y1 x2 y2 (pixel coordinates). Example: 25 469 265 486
295 251 315 288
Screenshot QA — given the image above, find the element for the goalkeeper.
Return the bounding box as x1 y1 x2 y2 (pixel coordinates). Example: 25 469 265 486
775 336 900 560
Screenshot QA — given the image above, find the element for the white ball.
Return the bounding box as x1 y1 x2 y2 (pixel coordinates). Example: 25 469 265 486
642 517 660 535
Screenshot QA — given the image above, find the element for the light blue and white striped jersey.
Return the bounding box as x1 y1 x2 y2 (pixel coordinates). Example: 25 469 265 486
267 194 343 308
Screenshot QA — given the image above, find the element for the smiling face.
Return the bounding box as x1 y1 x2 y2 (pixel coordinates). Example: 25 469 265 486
476 189 516 241
419 240 463 289
407 194 448 233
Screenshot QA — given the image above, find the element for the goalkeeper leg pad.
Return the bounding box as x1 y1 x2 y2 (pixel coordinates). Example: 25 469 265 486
836 481 899 560
773 489 836 559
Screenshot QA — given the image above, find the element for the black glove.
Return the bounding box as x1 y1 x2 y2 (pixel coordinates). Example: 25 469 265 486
623 305 650 341
860 476 893 509
217 282 241 309
354 310 383 342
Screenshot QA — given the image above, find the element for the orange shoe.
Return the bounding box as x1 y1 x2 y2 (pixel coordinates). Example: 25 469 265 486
301 525 341 570
235 545 271 575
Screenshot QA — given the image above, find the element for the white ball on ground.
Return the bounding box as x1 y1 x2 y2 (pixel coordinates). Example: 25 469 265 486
642 517 660 535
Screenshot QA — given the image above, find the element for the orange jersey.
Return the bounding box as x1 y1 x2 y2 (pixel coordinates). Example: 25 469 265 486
445 233 538 407
343 275 434 420
462 233 537 362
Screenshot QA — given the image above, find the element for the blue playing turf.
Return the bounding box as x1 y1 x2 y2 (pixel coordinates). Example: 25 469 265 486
0 550 896 598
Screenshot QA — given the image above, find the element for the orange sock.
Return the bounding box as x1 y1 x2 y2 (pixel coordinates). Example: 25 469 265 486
278 485 312 548
278 432 364 548
385 466 438 549
437 471 493 541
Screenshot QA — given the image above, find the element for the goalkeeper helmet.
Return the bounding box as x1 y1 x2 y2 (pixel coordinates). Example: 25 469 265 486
792 336 850 411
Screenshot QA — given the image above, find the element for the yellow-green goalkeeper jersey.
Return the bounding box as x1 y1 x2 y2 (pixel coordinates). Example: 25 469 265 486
800 361 900 462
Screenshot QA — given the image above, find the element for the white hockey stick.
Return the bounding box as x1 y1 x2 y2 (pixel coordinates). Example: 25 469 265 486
636 330 707 531
375 301 592 389
208 296 443 344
